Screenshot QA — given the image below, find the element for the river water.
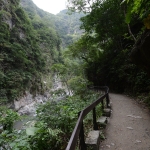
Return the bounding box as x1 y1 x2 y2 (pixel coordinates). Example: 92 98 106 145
13 75 70 130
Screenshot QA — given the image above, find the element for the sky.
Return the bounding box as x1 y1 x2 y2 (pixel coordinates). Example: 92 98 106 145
32 0 67 15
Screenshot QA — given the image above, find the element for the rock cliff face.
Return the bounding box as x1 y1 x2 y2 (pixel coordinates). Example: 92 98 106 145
14 91 50 115
0 0 16 28
13 75 68 115
0 0 61 103
0 0 47 102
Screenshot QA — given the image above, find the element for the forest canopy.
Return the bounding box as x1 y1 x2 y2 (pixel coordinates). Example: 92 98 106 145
67 0 150 93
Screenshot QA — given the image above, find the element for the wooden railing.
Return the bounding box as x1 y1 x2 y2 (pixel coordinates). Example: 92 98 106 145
66 86 110 150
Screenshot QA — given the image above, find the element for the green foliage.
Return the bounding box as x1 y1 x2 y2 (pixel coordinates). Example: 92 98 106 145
0 0 45 102
143 93 150 108
31 91 101 149
22 0 84 48
0 107 30 149
0 91 102 150
68 34 103 63
68 76 88 95
0 0 64 102
51 48 91 96
0 130 31 150
122 0 150 24
67 0 150 95
28 123 63 150
0 107 20 132
56 9 85 47
0 0 87 103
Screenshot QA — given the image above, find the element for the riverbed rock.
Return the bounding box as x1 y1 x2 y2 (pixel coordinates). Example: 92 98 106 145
14 91 51 115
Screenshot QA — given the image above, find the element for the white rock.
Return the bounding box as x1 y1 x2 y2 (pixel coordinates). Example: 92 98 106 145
111 143 115 146
106 145 110 148
135 140 142 143
126 127 133 130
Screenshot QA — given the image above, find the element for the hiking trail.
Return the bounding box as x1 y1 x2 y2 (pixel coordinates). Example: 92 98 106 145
100 93 150 150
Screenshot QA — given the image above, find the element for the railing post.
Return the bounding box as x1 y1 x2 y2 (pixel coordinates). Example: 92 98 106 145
93 107 98 130
106 93 110 108
78 112 87 150
101 100 104 109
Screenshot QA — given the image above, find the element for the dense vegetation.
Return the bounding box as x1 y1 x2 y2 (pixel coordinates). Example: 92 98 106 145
21 0 84 47
0 0 48 103
0 0 84 103
56 9 85 47
0 0 94 149
67 0 150 94
0 91 102 149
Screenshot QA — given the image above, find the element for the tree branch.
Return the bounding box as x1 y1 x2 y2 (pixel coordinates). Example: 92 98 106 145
123 6 136 43
127 23 136 43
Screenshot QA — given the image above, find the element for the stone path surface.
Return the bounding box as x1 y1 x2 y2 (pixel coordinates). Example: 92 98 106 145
100 93 150 150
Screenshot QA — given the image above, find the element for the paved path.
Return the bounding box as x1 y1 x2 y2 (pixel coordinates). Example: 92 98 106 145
100 93 150 150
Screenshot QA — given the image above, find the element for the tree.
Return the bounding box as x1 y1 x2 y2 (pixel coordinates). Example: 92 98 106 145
67 0 150 93
122 0 150 75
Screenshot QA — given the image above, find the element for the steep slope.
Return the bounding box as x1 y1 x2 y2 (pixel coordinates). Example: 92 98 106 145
0 0 60 103
0 0 84 103
20 0 84 47
56 9 85 47
20 0 61 63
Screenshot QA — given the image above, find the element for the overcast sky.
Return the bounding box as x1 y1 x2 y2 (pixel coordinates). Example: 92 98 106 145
32 0 67 14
